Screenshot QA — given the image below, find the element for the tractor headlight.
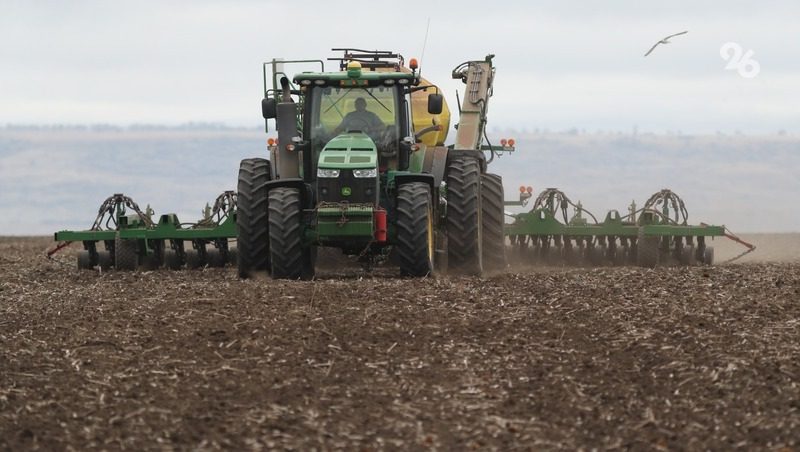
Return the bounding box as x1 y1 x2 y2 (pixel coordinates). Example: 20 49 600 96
352 168 377 178
317 168 340 178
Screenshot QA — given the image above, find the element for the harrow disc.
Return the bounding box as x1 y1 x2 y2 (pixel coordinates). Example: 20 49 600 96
206 248 227 268
636 229 659 268
678 245 696 266
703 246 715 266
185 249 205 269
227 248 238 266
141 254 162 271
77 251 92 270
97 251 112 270
164 249 182 270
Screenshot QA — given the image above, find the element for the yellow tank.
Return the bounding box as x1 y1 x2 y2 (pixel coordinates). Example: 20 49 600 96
411 73 451 146
375 65 451 146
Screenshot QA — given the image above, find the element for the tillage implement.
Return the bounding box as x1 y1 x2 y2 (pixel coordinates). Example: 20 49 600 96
504 187 755 267
49 192 238 270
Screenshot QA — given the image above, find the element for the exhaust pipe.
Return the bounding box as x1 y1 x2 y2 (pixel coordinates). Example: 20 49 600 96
276 77 300 179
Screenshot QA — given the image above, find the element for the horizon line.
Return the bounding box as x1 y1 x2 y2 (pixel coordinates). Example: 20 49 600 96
1 123 796 137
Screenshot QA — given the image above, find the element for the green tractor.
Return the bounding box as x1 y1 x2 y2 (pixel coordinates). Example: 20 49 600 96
236 49 514 279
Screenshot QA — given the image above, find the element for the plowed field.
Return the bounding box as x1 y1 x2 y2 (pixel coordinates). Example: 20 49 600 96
1 237 798 450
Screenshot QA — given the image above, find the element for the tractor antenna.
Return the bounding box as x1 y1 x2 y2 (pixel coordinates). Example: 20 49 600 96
419 17 431 77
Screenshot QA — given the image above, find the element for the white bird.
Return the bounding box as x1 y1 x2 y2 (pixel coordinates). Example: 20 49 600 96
644 31 688 57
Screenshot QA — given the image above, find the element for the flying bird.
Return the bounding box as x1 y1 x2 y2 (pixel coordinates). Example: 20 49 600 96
644 31 688 57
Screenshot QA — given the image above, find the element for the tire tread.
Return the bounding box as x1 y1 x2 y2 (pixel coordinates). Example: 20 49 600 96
446 158 483 275
396 183 433 277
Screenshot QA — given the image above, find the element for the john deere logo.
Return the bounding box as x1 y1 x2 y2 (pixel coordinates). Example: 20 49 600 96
341 187 352 197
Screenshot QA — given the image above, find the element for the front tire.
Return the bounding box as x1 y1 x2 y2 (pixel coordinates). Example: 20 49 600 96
446 158 483 275
396 182 434 277
236 158 271 278
269 188 314 280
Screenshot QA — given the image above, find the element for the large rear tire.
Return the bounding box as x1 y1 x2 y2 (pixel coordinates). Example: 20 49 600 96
114 234 138 271
269 188 314 280
481 173 506 272
396 182 434 277
446 158 483 275
636 228 659 268
236 158 271 278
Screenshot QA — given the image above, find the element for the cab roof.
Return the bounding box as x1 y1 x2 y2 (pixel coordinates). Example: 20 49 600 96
293 70 419 87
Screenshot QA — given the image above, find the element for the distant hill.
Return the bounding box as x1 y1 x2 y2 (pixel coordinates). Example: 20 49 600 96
1 126 797 235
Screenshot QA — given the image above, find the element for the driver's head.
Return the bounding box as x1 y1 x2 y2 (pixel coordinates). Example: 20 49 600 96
354 97 367 112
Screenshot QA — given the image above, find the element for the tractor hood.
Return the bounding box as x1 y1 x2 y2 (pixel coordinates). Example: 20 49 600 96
318 132 377 169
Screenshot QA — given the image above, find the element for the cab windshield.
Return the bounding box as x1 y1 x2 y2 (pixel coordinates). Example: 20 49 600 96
310 86 399 157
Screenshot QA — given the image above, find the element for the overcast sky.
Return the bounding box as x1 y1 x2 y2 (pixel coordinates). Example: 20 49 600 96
1 0 798 134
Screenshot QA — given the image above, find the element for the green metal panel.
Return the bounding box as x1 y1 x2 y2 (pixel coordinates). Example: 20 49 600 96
316 205 374 239
317 218 374 239
145 215 237 240
54 212 237 243
408 145 426 173
641 224 725 237
55 230 117 241
319 133 378 169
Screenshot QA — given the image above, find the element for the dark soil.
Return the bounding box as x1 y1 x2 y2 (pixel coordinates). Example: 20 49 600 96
1 237 798 450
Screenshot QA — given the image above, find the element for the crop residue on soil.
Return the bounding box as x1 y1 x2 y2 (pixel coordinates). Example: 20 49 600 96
1 237 799 450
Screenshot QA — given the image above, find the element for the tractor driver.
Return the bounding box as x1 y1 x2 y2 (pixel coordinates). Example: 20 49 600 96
334 97 384 135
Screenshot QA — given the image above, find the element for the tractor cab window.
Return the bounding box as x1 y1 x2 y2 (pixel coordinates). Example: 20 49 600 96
311 86 400 166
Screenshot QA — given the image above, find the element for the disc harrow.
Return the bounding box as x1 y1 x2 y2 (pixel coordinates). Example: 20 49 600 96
505 188 754 268
49 191 239 271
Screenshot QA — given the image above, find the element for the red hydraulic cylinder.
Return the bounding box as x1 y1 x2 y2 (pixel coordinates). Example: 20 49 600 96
374 209 387 243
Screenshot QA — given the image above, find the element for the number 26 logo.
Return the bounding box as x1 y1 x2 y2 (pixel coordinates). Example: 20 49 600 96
720 42 760 78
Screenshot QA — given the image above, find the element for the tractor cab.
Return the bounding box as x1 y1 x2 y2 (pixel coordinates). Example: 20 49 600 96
296 60 425 175
310 82 401 172
260 52 444 180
